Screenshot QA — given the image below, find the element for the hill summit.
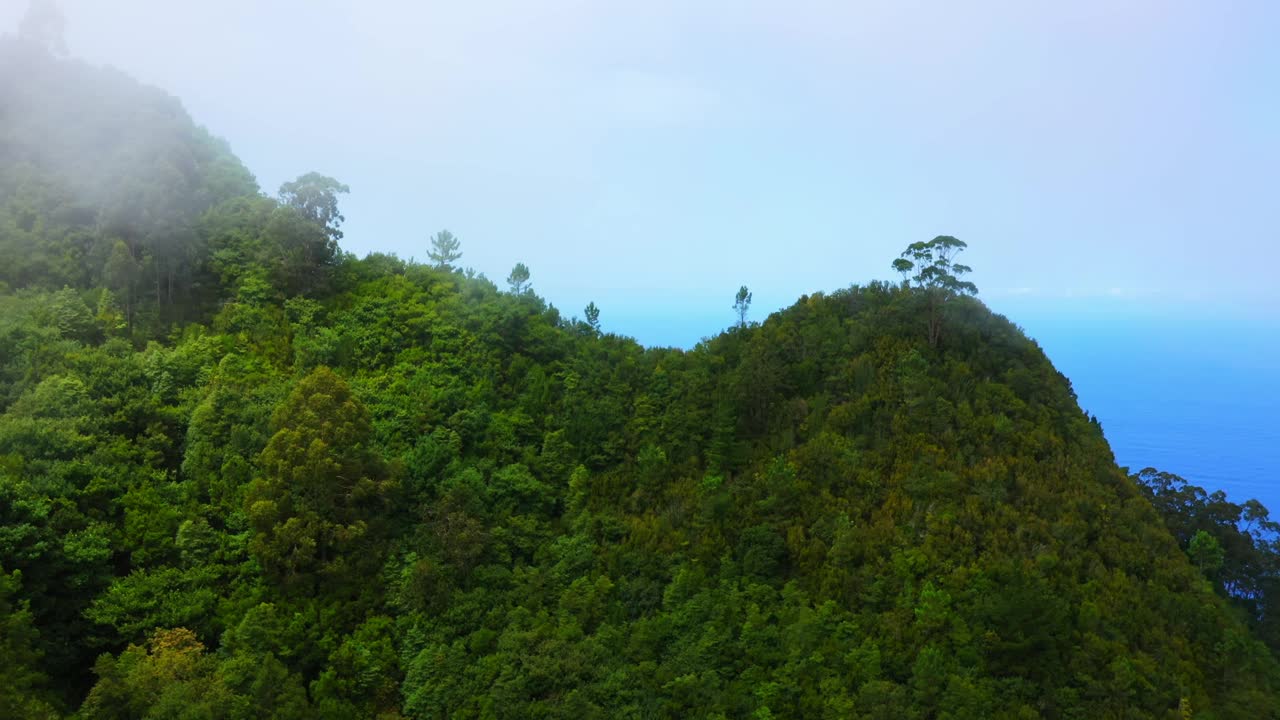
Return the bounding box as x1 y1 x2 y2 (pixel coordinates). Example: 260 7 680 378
1 35 1278 719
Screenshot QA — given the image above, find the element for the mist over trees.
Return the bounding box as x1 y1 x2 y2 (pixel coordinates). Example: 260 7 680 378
2 28 1280 720
733 285 752 327
427 230 462 269
0 26 258 326
17 0 66 56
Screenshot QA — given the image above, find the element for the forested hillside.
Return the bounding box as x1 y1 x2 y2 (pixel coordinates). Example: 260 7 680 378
3 34 1280 719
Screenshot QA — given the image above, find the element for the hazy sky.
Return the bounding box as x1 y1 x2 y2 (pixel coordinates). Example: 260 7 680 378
5 0 1278 346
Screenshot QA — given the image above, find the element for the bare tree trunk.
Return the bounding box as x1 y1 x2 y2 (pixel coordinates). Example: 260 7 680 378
927 292 942 348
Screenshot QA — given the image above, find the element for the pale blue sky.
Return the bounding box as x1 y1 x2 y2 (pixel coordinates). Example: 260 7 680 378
6 0 1279 346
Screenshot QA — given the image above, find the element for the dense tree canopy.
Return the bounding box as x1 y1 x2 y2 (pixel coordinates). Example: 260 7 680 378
2 35 1279 719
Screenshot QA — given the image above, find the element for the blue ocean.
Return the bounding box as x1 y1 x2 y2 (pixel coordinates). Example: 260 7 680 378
1017 310 1280 514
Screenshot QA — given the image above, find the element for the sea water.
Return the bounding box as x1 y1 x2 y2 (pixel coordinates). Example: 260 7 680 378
1021 311 1280 514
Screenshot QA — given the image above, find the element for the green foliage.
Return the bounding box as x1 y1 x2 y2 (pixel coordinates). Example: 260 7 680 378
506 262 531 295
245 368 393 593
427 229 462 270
0 36 259 332
892 235 978 347
1189 529 1226 574
79 628 243 719
278 172 349 243
733 285 752 327
1136 467 1280 650
2 43 1278 720
0 566 59 719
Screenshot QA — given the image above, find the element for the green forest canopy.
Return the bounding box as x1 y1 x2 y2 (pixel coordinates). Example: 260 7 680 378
2 34 1280 719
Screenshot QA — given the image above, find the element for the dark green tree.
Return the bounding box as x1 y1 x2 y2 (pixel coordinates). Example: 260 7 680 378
244 367 393 593
507 262 531 295
892 235 978 347
263 201 339 296
104 240 140 332
584 301 601 332
278 172 349 243
0 567 58 719
1189 530 1226 576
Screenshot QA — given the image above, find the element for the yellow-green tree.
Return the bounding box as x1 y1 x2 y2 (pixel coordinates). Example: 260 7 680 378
245 367 393 593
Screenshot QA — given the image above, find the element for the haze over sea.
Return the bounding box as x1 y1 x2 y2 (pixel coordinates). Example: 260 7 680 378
1021 310 1280 514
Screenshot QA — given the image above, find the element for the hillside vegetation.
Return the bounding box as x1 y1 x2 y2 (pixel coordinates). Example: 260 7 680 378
2 35 1279 719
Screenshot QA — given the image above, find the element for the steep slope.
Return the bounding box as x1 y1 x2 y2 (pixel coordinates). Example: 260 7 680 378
0 34 257 316
0 41 1277 720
